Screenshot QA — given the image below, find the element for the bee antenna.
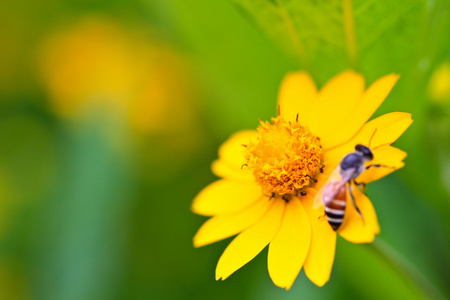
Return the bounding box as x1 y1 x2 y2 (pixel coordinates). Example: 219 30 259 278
368 128 377 148
373 142 391 150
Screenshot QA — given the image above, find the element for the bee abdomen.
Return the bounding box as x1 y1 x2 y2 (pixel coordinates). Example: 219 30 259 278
325 200 346 231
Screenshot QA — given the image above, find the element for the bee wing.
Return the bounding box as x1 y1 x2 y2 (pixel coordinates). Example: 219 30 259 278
313 166 342 209
340 167 357 185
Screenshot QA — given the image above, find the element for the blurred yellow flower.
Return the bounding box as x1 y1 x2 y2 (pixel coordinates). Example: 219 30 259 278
192 71 412 289
38 17 204 181
39 17 196 134
428 61 450 103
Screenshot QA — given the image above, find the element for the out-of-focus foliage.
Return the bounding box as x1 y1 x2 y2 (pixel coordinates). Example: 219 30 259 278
232 0 448 79
0 0 448 299
38 17 204 182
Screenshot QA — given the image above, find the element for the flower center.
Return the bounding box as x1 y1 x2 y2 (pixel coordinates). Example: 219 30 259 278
244 116 323 196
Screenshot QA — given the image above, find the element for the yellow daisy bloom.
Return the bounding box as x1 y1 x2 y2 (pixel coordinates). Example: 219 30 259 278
192 70 413 289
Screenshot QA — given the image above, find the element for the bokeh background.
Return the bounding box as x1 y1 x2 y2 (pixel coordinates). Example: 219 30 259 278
0 0 449 299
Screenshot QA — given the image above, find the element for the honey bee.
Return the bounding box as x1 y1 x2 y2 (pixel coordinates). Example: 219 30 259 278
314 135 391 231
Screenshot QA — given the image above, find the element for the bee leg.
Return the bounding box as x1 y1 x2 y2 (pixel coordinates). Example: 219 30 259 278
318 213 326 221
365 164 394 170
353 179 366 194
348 184 365 225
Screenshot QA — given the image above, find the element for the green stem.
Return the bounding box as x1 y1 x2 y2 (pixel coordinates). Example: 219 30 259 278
342 0 359 69
275 0 309 67
366 238 446 300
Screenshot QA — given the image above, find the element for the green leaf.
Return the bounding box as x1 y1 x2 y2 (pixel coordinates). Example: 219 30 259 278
31 116 131 300
231 0 450 82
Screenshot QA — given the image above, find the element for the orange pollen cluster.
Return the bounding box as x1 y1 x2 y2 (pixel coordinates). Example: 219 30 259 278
244 116 323 196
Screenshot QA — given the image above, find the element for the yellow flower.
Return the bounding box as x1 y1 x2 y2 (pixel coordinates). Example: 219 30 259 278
192 70 412 289
428 61 450 103
39 17 197 134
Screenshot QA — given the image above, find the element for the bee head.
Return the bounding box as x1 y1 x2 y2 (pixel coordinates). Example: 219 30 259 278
355 144 373 161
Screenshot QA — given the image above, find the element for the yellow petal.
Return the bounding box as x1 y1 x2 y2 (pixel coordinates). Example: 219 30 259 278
218 130 258 170
277 72 317 123
324 74 399 148
193 198 271 247
362 112 413 149
212 130 257 181
268 198 311 290
319 70 365 104
216 199 285 280
307 71 365 148
322 74 399 149
338 187 380 243
324 112 413 165
192 179 262 216
357 146 407 183
302 190 337 287
211 159 253 181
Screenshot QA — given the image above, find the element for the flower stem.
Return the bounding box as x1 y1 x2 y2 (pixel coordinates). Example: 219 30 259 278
275 0 309 67
366 238 446 300
342 0 359 69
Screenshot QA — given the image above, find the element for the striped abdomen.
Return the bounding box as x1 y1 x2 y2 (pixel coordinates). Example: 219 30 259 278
324 186 347 231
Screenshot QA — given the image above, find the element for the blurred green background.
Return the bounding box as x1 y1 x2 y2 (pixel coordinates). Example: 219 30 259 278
0 0 449 299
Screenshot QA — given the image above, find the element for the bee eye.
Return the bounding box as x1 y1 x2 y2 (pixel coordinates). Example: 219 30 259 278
355 144 373 160
355 144 364 152
364 149 374 160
